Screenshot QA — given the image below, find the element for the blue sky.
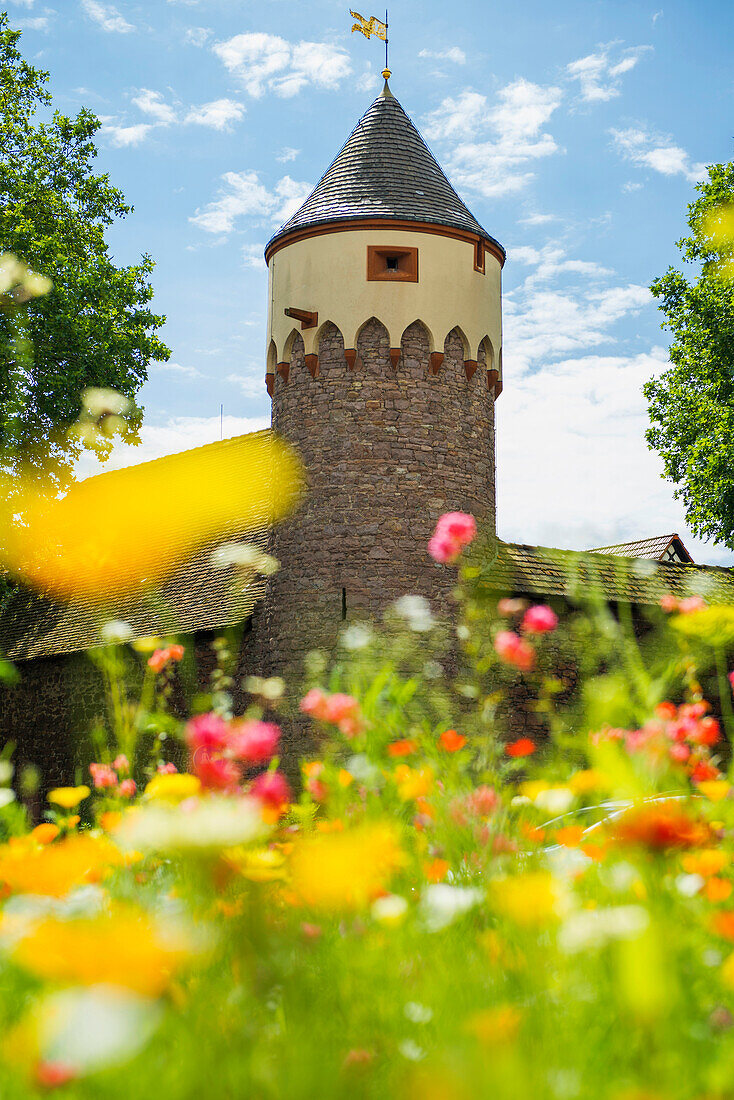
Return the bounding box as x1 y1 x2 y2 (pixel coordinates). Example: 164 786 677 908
7 0 734 564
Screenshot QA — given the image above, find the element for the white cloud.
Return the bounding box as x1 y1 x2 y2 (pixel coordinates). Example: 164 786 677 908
508 243 612 289
102 122 153 147
212 32 351 98
80 0 134 33
623 181 643 193
356 68 380 94
610 126 707 183
566 44 652 103
153 361 203 379
185 98 245 131
418 46 466 64
504 254 652 375
76 414 271 481
132 89 177 125
7 0 36 6
424 79 563 198
190 171 311 235
14 14 50 28
519 212 558 227
185 26 210 46
242 244 266 269
276 147 300 164
227 372 267 398
652 10 663 23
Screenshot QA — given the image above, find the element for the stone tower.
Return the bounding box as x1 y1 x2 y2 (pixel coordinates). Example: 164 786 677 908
261 77 505 675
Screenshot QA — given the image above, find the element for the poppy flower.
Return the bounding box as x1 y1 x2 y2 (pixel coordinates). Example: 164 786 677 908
505 738 536 758
439 729 467 752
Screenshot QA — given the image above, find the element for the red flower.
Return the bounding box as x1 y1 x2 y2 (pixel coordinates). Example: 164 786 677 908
428 511 476 564
691 760 721 784
655 701 678 721
119 778 137 798
610 801 712 850
194 753 241 792
251 770 291 810
494 631 536 672
388 739 417 757
439 729 467 752
505 738 536 758
35 1062 77 1089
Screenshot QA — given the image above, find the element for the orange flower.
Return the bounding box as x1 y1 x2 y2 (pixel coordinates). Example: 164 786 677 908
505 738 536 758
424 858 450 883
521 823 546 844
555 826 584 848
388 739 417 757
712 911 734 940
394 765 434 801
439 729 467 752
0 835 124 897
705 877 732 902
681 849 729 877
30 824 59 846
609 801 712 851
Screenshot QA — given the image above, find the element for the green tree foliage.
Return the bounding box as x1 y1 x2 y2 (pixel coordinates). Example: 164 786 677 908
644 161 734 548
0 13 169 486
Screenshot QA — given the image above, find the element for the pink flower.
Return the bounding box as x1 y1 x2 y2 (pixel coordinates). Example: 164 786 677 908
194 753 241 792
679 596 707 614
494 631 536 672
119 778 137 798
729 670 734 694
230 720 280 764
113 754 129 774
521 605 558 634
300 688 330 720
251 770 291 809
497 598 527 617
670 743 691 764
323 693 360 725
428 512 477 564
157 762 178 774
147 648 171 673
35 1062 77 1089
89 762 117 789
660 595 679 613
185 713 230 754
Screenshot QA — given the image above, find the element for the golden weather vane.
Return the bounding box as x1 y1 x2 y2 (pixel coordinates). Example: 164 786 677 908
350 9 390 75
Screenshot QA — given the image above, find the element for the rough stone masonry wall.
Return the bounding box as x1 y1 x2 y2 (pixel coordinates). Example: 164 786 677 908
263 317 496 680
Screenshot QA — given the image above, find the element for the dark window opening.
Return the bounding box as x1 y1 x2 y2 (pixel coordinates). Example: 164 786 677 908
386 255 399 271
341 587 347 620
367 245 419 282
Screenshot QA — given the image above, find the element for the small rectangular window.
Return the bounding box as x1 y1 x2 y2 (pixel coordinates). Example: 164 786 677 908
367 246 419 282
341 587 347 620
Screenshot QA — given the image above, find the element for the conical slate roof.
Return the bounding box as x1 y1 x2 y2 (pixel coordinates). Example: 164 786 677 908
266 82 503 257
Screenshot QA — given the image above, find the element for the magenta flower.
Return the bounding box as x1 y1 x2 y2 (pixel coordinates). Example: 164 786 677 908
428 512 477 564
185 713 230 754
231 720 281 764
521 605 558 634
251 770 291 809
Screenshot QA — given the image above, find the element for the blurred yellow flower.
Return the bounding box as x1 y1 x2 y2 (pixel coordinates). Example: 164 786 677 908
12 905 194 996
697 780 731 803
0 834 123 897
520 780 549 800
47 786 90 809
464 1005 522 1046
568 769 605 795
290 822 405 910
226 846 286 882
0 431 303 601
144 773 201 803
489 872 564 927
394 765 434 801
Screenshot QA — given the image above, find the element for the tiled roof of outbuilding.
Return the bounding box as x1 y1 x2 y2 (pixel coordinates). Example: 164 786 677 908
482 543 734 606
589 534 694 564
266 82 503 257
